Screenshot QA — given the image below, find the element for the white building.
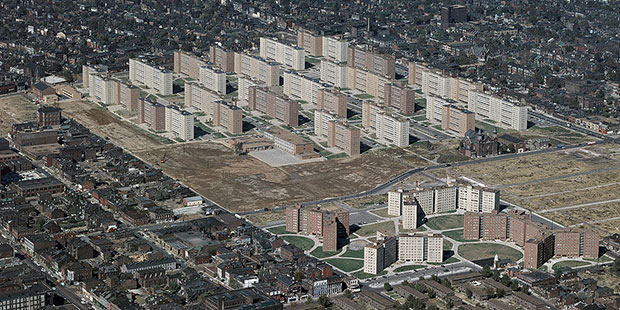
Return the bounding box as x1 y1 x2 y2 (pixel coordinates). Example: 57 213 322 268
237 76 262 107
322 36 348 62
401 201 418 230
233 53 280 87
398 233 443 263
184 81 224 116
457 184 500 213
89 73 116 105
387 189 404 216
376 113 409 147
165 105 194 141
467 90 528 130
199 65 227 95
129 58 173 95
283 71 326 105
259 37 305 70
363 232 397 275
314 109 339 138
320 59 347 88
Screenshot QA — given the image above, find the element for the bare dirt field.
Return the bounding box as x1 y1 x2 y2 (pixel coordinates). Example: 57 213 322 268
58 100 168 151
0 95 39 136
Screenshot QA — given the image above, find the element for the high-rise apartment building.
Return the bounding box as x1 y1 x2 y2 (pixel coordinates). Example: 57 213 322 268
317 88 347 118
347 47 395 79
165 105 194 141
398 233 443 263
384 83 415 114
376 113 410 147
314 110 339 138
322 36 348 62
213 101 243 134
118 82 141 112
413 62 481 106
173 50 208 79
401 200 418 230
407 61 427 88
364 232 397 274
320 60 347 88
442 104 475 136
458 185 500 213
555 230 600 259
524 232 555 269
247 86 299 127
327 120 360 156
387 189 404 216
237 76 262 107
88 73 140 111
285 205 350 251
283 71 325 105
361 101 384 129
441 5 467 26
259 37 305 71
82 64 108 88
347 67 391 99
467 90 528 130
138 98 166 131
199 65 227 95
297 29 323 57
233 53 280 87
184 81 224 115
208 45 235 72
129 58 173 95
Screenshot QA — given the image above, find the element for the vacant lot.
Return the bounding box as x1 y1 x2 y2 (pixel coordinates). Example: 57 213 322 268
245 210 284 226
0 95 38 136
458 243 523 262
343 194 388 209
425 215 463 230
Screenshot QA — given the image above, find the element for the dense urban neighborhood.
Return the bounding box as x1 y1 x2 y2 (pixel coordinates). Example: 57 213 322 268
0 0 620 310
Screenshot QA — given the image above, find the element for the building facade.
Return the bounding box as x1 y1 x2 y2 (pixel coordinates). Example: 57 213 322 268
165 105 194 141
376 113 409 147
457 185 500 213
199 65 227 95
234 53 280 87
129 58 173 95
320 60 347 88
248 86 299 126
208 46 235 72
467 90 528 130
259 37 305 71
384 83 415 114
347 47 395 79
327 120 360 156
138 98 166 131
317 88 347 118
398 233 443 263
173 50 208 79
283 71 325 105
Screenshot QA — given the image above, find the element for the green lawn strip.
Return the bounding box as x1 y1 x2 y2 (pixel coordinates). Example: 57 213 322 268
325 258 365 272
267 226 287 235
326 153 348 160
354 93 374 99
354 221 395 237
458 243 523 262
310 246 342 259
394 265 426 273
552 260 591 270
428 257 460 265
442 229 476 243
352 270 386 279
341 249 364 259
443 239 453 251
425 215 464 230
584 255 613 263
281 236 315 251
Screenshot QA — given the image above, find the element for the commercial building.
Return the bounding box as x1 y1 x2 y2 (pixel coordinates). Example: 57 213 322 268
297 29 322 56
138 98 166 131
184 81 224 114
213 101 243 134
199 65 227 95
264 128 318 159
346 67 391 99
398 233 443 263
283 71 325 105
37 105 61 127
361 101 385 129
82 64 108 88
317 88 347 117
457 185 500 213
285 205 349 251
173 50 207 79
347 47 395 79
327 120 360 156
32 82 56 100
363 233 397 274
554 230 600 259
208 45 235 72
0 284 48 310
129 58 173 95
467 90 528 130
247 86 299 126
322 36 348 62
384 83 415 114
376 113 409 147
320 60 347 88
234 53 280 87
441 4 467 26
259 37 305 70
314 109 340 138
165 105 194 141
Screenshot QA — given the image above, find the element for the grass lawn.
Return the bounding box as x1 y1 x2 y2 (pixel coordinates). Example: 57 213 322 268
584 255 614 263
425 215 464 230
341 249 364 259
354 221 395 237
325 258 365 272
267 226 287 235
458 243 523 262
442 229 476 243
352 270 386 279
354 93 374 99
281 236 315 251
310 246 342 259
429 257 460 265
370 208 399 218
394 265 425 273
443 239 453 251
326 153 348 160
553 260 591 270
